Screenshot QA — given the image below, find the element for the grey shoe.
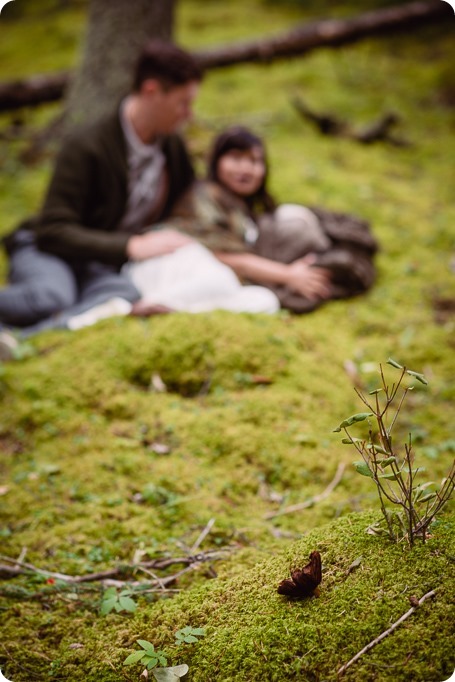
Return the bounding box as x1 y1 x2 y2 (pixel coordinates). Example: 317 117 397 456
0 330 18 361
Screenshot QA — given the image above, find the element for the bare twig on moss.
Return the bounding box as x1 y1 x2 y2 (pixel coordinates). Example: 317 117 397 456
189 518 216 554
0 548 232 584
264 463 345 520
337 589 436 676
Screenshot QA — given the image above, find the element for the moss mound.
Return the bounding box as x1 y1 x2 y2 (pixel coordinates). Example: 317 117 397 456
2 513 453 681
118 313 298 396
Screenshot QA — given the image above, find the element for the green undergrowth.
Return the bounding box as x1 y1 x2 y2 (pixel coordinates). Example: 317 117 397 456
1 513 454 681
1 0 454 680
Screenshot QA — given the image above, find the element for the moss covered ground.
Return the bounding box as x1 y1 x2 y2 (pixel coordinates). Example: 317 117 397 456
0 1 454 680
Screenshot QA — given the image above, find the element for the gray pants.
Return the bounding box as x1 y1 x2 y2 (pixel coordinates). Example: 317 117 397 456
0 231 140 335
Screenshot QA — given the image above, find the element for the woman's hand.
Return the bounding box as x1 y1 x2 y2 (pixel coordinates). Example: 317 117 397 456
285 255 332 300
216 251 332 300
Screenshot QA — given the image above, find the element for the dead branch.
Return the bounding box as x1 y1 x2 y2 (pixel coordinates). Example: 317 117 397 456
0 548 232 584
292 96 410 146
264 463 345 520
0 1 450 113
337 589 436 676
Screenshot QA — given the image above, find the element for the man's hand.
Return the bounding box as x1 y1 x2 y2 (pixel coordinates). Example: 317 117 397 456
286 255 332 300
127 229 194 261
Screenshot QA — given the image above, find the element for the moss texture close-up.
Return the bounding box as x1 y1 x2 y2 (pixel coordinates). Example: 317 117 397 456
0 1 454 681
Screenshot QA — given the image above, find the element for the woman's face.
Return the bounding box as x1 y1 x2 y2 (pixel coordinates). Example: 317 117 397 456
216 146 266 197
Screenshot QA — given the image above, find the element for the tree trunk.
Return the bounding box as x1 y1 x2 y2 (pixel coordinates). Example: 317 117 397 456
64 0 175 128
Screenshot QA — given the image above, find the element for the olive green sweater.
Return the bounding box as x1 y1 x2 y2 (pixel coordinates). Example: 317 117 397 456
5 111 194 268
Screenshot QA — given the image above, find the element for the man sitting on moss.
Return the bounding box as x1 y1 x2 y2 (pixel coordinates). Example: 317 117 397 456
0 40 202 354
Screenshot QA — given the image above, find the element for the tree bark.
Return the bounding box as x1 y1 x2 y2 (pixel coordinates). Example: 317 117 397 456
64 0 175 127
0 0 451 114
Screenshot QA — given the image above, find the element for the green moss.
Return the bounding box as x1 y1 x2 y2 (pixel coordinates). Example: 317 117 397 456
1 0 454 680
1 513 453 681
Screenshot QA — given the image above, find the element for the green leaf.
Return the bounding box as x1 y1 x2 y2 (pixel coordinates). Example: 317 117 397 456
191 628 205 636
367 444 390 456
184 635 198 643
123 650 146 666
354 461 373 477
416 492 437 504
153 665 189 682
342 437 363 444
368 388 383 395
118 596 137 612
378 456 397 467
405 370 428 385
147 658 160 670
100 597 117 615
334 413 373 432
379 471 402 480
387 358 403 369
137 640 155 652
102 587 117 598
414 481 435 497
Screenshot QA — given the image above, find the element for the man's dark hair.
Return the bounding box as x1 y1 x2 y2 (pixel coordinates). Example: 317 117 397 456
207 126 276 214
133 40 203 91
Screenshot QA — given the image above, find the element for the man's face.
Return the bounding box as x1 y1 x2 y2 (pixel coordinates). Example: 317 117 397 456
151 80 199 134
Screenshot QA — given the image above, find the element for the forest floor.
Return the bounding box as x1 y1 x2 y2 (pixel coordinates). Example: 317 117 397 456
0 1 454 681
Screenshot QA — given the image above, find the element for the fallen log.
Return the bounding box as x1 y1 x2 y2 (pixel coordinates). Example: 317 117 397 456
0 71 70 112
195 0 451 69
0 0 451 113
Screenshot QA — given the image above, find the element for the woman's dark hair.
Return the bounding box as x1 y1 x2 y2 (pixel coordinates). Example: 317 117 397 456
133 40 203 92
207 126 276 214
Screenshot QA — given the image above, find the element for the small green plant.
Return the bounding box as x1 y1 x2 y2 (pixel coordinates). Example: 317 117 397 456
334 359 455 546
123 640 167 670
100 587 137 615
174 626 205 645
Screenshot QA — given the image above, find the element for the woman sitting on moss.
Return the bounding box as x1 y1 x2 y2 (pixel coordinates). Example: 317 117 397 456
126 125 376 317
122 126 340 320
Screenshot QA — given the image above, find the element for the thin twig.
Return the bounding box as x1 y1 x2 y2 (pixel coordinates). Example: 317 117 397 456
337 589 436 676
264 463 345 520
0 548 232 584
189 518 216 554
135 566 168 591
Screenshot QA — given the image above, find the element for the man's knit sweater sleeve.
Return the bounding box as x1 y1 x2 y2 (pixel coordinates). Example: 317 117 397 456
35 121 131 267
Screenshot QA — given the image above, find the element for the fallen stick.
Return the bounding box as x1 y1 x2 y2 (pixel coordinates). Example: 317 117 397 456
0 548 231 583
337 589 436 676
264 462 345 520
189 518 216 554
